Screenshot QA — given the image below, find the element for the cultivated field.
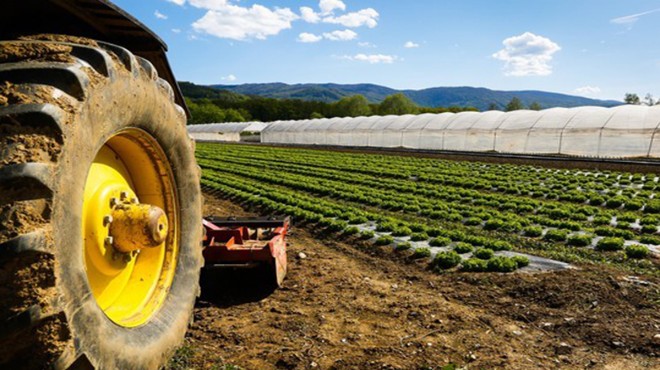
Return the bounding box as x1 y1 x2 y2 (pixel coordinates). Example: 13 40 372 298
174 143 660 369
171 197 659 370
196 143 659 276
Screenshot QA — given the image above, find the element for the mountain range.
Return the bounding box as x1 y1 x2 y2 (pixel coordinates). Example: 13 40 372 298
205 82 621 111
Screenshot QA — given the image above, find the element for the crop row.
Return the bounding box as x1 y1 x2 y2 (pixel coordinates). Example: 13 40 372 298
197 143 659 275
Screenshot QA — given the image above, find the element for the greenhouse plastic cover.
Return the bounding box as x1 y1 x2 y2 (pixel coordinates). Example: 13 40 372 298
187 121 269 133
260 105 660 158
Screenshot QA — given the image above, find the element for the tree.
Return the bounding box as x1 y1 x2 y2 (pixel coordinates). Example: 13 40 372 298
377 93 419 115
334 94 372 117
186 98 226 124
310 112 324 119
505 97 524 111
487 102 499 111
528 101 542 111
223 108 247 122
624 93 641 105
644 93 655 106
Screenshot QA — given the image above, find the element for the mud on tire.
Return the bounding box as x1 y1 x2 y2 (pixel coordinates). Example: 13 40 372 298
0 37 202 369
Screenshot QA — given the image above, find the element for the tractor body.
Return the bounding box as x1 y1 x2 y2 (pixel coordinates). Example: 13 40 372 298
1 0 189 115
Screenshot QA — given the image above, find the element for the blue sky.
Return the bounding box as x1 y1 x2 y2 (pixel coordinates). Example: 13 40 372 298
113 0 660 101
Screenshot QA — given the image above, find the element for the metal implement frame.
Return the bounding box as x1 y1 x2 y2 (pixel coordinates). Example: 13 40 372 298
201 217 289 286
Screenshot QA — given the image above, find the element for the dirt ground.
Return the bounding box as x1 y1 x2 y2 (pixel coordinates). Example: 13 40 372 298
181 192 660 370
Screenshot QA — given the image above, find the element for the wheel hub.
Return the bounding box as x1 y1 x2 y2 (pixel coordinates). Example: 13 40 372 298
82 129 179 328
109 198 169 254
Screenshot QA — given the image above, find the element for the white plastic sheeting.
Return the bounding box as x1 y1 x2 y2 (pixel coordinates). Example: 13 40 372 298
187 122 269 142
261 105 660 158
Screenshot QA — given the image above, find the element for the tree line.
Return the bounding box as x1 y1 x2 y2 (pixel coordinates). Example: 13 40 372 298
185 93 589 125
493 97 543 112
186 93 479 125
623 93 660 106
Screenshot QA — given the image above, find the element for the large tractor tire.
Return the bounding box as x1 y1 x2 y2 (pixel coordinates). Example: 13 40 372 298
0 37 202 369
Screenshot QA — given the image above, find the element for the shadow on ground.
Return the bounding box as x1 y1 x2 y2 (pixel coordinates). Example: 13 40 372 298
198 266 277 308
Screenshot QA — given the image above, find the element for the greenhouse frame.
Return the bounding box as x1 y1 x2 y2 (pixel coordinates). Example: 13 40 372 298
260 105 660 158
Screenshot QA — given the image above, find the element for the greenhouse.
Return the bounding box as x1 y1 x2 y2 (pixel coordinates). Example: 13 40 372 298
261 105 660 158
188 121 269 142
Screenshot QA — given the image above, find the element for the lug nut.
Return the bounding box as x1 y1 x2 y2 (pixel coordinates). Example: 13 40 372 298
103 215 113 226
104 236 114 247
109 197 118 208
130 197 138 204
120 191 129 201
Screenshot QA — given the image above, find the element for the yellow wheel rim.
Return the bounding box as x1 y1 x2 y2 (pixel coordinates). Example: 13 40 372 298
82 129 179 327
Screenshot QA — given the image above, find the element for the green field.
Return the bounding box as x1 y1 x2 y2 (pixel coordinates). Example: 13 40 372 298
197 143 659 275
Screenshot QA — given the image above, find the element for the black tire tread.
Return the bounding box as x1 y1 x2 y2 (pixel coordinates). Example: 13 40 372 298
0 36 195 369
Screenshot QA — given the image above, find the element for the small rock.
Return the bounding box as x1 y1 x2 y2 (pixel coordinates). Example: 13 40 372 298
512 330 523 336
310 361 318 368
558 355 570 363
555 342 573 355
541 322 553 329
467 353 477 362
652 334 660 345
391 284 398 289
341 338 348 344
297 252 307 259
426 342 432 347
564 317 575 323
612 341 624 347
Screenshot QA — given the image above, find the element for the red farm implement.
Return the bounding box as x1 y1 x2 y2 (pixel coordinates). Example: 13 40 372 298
202 217 289 287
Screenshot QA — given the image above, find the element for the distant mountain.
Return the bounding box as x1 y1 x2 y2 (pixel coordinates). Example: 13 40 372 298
209 82 621 110
179 81 247 101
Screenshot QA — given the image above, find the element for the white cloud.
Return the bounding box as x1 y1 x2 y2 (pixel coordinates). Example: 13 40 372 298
300 6 320 23
323 8 379 28
404 41 419 48
323 29 357 41
221 74 237 82
181 0 379 41
155 10 168 20
298 32 323 43
172 28 182 33
358 41 376 48
610 8 660 26
188 0 229 10
342 54 397 64
573 86 601 96
492 32 561 76
319 0 346 15
192 4 298 41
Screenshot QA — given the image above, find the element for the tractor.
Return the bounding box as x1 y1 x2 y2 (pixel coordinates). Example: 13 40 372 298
0 1 287 368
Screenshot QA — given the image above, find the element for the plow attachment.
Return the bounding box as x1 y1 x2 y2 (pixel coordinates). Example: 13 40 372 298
202 217 289 287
